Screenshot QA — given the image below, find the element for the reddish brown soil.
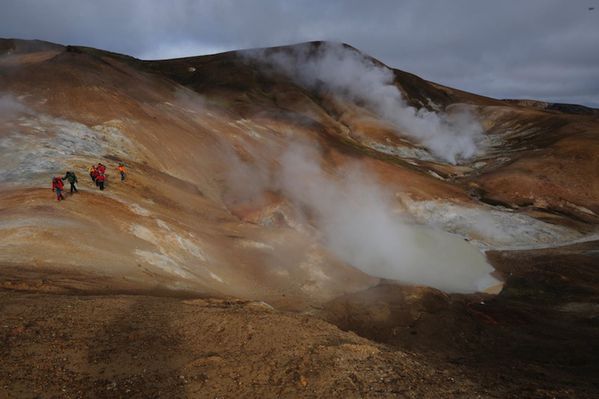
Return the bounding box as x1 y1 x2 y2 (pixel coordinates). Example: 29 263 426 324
0 291 467 399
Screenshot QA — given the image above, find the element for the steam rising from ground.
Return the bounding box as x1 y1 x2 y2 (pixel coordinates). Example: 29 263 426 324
0 93 27 121
227 139 498 293
246 43 484 164
231 44 495 290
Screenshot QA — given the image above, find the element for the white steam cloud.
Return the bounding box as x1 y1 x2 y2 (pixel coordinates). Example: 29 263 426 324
247 42 484 164
279 142 496 293
0 93 27 121
226 139 499 293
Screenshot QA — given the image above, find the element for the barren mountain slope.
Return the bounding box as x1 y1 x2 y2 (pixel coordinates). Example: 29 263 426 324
1 39 598 397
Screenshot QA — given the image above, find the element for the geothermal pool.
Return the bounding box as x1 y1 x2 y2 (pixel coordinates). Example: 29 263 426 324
340 224 502 294
406 226 502 293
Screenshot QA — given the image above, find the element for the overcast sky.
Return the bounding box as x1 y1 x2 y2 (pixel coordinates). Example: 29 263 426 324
2 0 598 106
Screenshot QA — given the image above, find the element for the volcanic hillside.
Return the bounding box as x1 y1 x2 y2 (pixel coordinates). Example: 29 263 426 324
1 39 598 398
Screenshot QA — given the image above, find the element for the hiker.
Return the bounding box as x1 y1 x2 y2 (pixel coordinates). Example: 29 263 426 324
89 165 97 183
117 163 126 181
93 169 99 186
51 176 65 201
96 173 106 191
92 166 100 187
97 163 106 175
62 171 78 194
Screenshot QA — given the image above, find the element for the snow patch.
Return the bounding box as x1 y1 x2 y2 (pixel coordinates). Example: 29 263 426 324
134 250 192 279
130 224 159 244
129 203 151 217
173 235 206 261
237 240 275 250
208 271 224 283
156 219 172 230
130 221 210 281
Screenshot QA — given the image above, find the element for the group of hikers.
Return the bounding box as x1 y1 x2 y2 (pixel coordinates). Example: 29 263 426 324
89 162 108 190
51 162 126 201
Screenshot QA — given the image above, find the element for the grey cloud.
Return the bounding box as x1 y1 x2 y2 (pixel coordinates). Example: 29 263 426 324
1 0 598 106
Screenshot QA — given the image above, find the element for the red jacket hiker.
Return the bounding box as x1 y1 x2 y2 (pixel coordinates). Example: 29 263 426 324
52 177 64 190
52 177 65 201
96 173 106 190
91 169 99 186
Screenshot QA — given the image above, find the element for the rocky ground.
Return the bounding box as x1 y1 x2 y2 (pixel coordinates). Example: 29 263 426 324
0 291 459 399
1 239 598 398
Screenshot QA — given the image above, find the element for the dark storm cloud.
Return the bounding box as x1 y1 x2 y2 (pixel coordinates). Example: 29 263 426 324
1 0 598 106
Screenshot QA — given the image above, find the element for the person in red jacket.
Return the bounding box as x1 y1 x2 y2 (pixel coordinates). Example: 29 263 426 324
92 168 100 186
96 173 106 191
51 176 65 201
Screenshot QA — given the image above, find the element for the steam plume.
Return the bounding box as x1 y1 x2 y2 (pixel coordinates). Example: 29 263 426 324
246 42 484 164
226 139 498 293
